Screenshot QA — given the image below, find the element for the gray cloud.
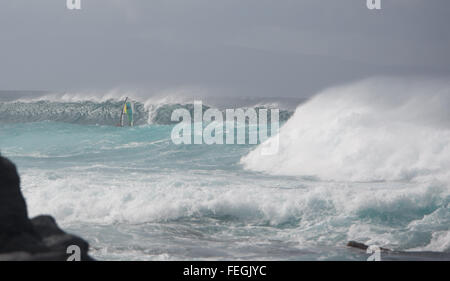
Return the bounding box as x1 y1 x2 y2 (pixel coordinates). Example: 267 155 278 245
0 0 449 97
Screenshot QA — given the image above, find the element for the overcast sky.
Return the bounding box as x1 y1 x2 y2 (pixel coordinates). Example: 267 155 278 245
0 0 449 97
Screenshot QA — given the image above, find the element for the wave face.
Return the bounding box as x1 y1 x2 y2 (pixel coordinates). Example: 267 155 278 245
0 100 149 126
0 97 294 125
241 77 450 182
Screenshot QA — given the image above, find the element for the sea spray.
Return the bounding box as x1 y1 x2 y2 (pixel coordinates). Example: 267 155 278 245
241 77 450 182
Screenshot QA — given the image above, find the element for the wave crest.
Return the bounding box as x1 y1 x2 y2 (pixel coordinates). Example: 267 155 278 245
241 77 450 182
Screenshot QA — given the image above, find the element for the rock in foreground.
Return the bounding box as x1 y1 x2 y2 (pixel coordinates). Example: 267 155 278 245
0 156 93 261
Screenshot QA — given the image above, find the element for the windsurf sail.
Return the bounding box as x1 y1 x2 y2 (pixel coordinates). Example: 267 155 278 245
119 97 134 127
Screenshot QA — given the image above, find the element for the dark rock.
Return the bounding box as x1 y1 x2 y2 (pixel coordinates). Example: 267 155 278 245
0 157 35 237
347 240 390 252
0 155 94 261
31 215 92 260
347 240 369 250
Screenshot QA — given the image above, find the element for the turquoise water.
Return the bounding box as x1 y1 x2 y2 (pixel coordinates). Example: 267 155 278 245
1 121 448 260
1 83 449 260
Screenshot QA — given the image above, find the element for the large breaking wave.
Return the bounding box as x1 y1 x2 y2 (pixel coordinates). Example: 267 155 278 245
242 77 450 182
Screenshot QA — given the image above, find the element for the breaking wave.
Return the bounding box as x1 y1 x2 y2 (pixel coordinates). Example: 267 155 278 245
242 77 450 182
0 98 294 126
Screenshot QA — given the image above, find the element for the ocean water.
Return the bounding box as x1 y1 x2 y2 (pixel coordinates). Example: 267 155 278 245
0 78 449 260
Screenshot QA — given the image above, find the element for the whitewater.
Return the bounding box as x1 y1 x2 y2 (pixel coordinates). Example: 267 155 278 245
0 77 449 260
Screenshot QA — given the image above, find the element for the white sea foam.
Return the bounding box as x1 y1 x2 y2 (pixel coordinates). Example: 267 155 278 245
20 164 449 252
241 77 450 182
